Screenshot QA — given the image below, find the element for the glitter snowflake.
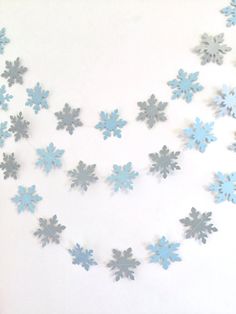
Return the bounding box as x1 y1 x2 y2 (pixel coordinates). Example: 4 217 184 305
55 103 83 135
147 236 181 270
184 117 217 153
12 185 42 213
213 85 236 118
34 215 66 247
107 248 140 281
25 82 49 114
0 28 9 54
0 85 13 111
9 112 30 141
221 0 236 27
1 57 27 87
68 161 98 191
209 172 236 203
95 109 127 139
167 69 203 103
180 207 218 244
149 145 180 179
136 94 168 128
107 162 139 192
36 143 64 173
0 152 20 179
0 121 11 147
69 243 97 271
195 33 231 65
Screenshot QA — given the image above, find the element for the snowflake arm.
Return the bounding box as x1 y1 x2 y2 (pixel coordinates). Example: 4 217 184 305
9 112 30 141
68 161 98 191
12 185 42 213
213 85 236 118
1 58 27 87
0 152 20 179
209 172 236 203
221 0 236 27
0 85 13 111
36 143 64 173
69 244 97 271
0 121 11 147
55 103 83 135
25 82 49 114
0 28 9 54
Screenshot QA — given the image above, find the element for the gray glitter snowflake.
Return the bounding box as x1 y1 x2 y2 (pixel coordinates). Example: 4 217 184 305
137 94 167 128
195 33 231 65
180 207 218 244
9 112 30 141
55 103 83 135
1 57 27 87
107 248 140 281
68 161 98 191
34 215 66 247
149 145 180 179
0 153 20 179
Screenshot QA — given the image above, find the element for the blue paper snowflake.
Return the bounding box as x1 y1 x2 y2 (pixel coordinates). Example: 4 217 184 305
209 172 236 203
0 121 11 147
69 243 97 271
95 109 127 139
147 236 181 269
25 82 49 114
0 85 13 111
221 0 236 27
12 185 42 213
214 85 236 118
167 69 203 103
0 28 9 54
184 117 217 153
36 143 64 173
107 162 139 192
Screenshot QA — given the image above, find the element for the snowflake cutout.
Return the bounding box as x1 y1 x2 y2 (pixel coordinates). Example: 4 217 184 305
95 109 127 139
147 236 181 270
1 57 27 87
107 162 139 192
12 185 42 213
167 69 203 103
34 215 66 247
0 152 20 179
69 243 97 271
55 103 83 135
184 117 217 153
180 208 217 244
0 121 11 147
107 248 140 281
68 161 98 191
209 172 236 203
25 82 49 114
0 85 13 111
221 0 236 27
0 28 9 54
213 85 236 118
9 112 30 142
149 145 180 179
195 33 231 65
36 143 64 174
136 94 168 128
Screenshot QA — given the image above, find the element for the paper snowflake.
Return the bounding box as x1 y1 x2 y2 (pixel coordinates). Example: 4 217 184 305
195 33 231 65
0 121 11 147
221 0 236 27
34 215 66 247
136 94 167 128
1 58 27 87
209 172 236 203
149 145 180 179
55 103 83 135
69 243 97 271
95 109 127 139
184 117 217 153
107 248 140 281
12 185 42 213
0 28 9 54
167 69 203 103
68 161 98 191
180 208 218 244
9 112 30 142
36 143 64 173
107 162 139 192
147 236 181 270
25 82 49 114
0 152 20 179
0 85 13 111
213 85 236 118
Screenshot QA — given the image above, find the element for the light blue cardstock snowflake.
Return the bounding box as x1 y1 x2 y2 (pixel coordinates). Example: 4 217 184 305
0 85 13 111
12 185 42 213
213 85 236 118
0 28 9 54
209 172 236 203
25 82 49 114
36 143 64 173
221 0 236 27
0 121 11 147
69 243 97 271
167 69 203 103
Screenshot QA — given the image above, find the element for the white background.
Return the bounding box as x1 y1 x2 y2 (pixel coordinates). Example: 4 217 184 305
0 0 236 313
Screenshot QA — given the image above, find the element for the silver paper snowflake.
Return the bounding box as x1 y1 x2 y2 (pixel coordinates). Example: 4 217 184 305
68 161 98 191
0 153 20 179
55 103 83 135
1 57 27 87
9 112 30 141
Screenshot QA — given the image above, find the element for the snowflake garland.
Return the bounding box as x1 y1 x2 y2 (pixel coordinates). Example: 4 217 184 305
26 82 49 114
209 172 236 204
0 27 9 54
69 243 97 271
36 143 64 173
0 85 13 111
12 185 42 213
213 85 236 118
1 57 27 87
221 0 236 27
